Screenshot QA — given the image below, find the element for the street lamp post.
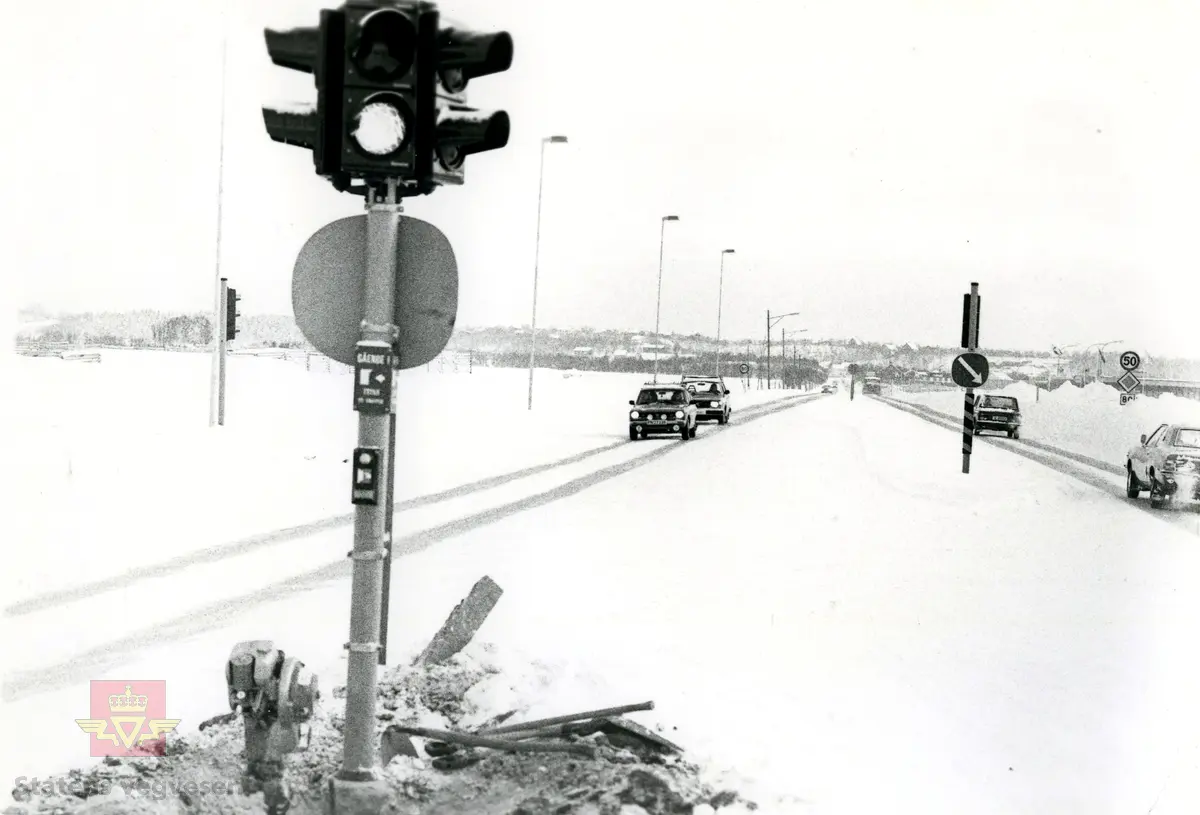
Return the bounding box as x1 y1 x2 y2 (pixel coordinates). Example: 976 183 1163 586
527 135 569 410
716 248 735 376
765 310 800 389
653 215 680 383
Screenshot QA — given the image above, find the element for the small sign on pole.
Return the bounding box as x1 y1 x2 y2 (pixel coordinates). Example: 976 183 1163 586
951 352 990 388
351 448 381 506
354 342 394 414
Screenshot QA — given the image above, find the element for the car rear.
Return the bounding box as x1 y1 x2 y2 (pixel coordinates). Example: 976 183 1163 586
975 397 1021 435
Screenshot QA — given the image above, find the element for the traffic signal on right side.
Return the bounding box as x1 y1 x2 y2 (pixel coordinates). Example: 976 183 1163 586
426 25 513 189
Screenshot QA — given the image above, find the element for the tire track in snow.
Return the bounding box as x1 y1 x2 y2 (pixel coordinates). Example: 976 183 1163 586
870 395 1200 535
2 391 826 702
6 391 820 618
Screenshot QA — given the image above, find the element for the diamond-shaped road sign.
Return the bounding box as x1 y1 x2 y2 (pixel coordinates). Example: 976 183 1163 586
1118 370 1141 394
292 215 458 370
951 352 990 388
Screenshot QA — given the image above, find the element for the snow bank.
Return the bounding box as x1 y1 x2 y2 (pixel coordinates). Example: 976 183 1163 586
889 380 1200 465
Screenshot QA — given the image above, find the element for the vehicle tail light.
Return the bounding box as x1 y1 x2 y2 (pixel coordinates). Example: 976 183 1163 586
1164 455 1181 472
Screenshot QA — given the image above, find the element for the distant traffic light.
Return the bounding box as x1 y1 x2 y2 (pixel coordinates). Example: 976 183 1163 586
225 288 241 341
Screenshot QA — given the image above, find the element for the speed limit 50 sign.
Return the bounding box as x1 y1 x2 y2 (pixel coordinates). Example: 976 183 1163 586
1120 351 1141 371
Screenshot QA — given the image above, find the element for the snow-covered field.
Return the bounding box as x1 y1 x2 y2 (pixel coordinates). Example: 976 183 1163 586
887 380 1200 465
6 350 1200 814
7 350 799 600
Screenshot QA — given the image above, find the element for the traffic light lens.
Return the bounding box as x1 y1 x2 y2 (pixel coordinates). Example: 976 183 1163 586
352 102 407 155
352 11 416 82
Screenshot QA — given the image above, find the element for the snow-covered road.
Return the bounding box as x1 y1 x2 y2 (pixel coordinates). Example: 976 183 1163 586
7 389 1200 814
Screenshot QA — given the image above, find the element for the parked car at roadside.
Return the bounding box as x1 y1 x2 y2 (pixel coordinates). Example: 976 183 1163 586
1126 424 1200 509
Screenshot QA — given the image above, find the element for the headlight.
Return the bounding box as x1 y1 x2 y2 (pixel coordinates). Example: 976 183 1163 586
674 410 684 419
630 411 639 419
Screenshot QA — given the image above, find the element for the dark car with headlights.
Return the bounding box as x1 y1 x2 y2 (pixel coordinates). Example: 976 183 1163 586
973 394 1022 439
682 375 731 424
629 384 698 441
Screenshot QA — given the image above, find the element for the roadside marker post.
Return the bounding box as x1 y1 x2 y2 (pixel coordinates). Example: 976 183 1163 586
958 283 982 474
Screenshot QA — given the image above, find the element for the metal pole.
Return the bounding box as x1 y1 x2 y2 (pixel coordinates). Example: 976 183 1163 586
653 220 666 384
217 278 228 426
526 140 548 410
716 250 731 375
340 180 401 780
208 33 229 428
963 282 979 474
765 310 771 390
378 409 396 666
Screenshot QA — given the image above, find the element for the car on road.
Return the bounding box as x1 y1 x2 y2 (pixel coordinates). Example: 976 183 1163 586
861 376 882 395
629 384 698 441
682 375 732 424
821 383 837 394
973 394 1022 439
1126 424 1200 509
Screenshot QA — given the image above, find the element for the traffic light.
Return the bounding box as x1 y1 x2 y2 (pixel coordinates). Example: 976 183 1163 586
338 1 437 183
262 13 345 182
262 1 513 196
226 288 241 342
427 25 513 188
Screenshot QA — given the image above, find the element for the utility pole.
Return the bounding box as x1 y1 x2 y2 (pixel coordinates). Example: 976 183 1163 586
765 309 771 389
208 33 229 428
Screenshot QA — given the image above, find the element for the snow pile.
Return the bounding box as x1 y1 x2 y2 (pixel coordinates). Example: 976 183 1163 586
888 380 1200 465
5 649 757 815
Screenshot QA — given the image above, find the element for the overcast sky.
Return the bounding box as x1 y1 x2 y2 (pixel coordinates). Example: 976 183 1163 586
4 0 1198 356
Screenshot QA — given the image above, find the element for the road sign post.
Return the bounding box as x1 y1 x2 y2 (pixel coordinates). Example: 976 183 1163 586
1118 350 1143 406
341 180 403 782
960 282 981 474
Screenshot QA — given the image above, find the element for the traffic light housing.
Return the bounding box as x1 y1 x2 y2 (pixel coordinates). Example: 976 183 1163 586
427 26 513 189
226 288 241 342
338 1 437 183
262 14 346 184
262 1 513 196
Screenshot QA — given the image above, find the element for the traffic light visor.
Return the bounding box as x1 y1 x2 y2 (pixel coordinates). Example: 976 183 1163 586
351 9 417 82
